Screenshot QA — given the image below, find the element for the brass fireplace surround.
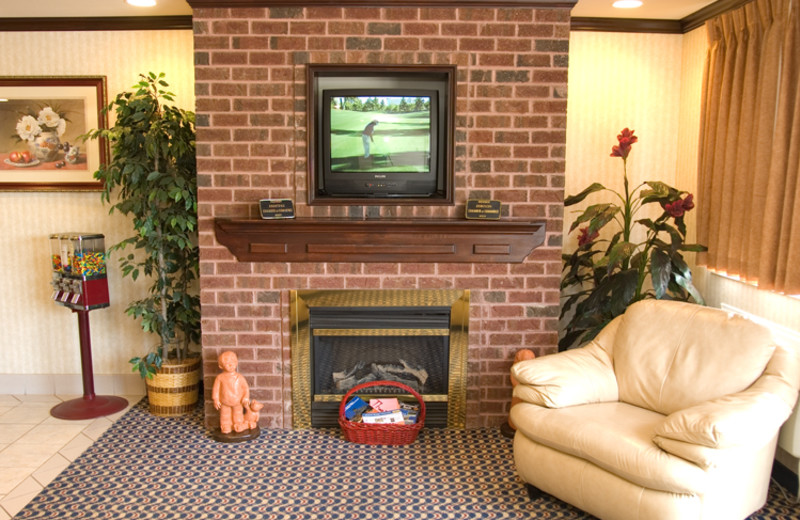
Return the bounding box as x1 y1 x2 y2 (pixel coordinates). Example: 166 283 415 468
290 289 470 428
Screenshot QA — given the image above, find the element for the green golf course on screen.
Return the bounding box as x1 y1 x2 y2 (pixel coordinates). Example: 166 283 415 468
328 95 432 173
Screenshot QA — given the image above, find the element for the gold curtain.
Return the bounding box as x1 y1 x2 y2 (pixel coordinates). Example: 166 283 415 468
698 0 800 294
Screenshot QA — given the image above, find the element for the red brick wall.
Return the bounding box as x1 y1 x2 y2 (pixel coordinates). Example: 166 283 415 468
193 5 569 429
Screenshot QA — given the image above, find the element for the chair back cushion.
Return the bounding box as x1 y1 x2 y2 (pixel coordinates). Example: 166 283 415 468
614 300 776 415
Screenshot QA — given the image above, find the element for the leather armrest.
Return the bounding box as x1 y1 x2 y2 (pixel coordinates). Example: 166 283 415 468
651 437 721 469
512 340 619 408
655 387 794 449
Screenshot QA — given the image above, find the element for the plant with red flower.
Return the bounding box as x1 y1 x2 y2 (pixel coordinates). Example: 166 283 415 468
610 128 638 159
577 227 599 246
664 194 696 218
560 129 707 350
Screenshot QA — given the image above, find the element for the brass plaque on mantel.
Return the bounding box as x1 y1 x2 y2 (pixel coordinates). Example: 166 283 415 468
465 199 501 220
259 199 295 219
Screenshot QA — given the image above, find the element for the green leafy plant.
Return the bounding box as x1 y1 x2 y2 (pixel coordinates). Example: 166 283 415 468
560 128 707 350
83 72 199 379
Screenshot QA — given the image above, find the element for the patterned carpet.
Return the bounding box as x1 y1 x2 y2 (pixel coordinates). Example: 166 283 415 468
14 399 800 519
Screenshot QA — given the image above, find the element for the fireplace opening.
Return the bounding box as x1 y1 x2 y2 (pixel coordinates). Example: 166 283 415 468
290 290 469 429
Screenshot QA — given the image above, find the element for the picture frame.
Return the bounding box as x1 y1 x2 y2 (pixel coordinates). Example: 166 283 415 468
0 76 108 191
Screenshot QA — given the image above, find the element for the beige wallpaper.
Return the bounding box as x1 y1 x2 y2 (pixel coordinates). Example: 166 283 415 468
564 31 684 249
0 30 194 379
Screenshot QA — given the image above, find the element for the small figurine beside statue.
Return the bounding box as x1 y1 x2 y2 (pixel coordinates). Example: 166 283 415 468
211 350 262 442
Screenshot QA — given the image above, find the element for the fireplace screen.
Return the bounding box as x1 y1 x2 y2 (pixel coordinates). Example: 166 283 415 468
290 290 469 428
312 309 450 397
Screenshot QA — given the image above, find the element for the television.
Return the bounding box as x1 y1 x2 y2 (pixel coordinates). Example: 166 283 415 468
320 88 440 198
308 65 455 204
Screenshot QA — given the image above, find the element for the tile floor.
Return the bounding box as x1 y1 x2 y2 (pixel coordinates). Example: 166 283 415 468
0 393 142 519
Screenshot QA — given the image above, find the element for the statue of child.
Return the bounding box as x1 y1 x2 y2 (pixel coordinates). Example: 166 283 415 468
212 351 251 434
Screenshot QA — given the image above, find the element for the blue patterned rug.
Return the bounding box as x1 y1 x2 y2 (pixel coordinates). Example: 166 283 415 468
14 399 799 519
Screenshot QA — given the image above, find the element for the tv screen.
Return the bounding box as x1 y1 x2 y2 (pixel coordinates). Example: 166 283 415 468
320 88 440 197
328 93 432 173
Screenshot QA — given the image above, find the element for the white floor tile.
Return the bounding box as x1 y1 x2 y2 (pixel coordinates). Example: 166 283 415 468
41 414 95 426
0 396 20 406
58 433 95 462
0 476 43 517
0 424 34 445
0 467 35 495
81 416 115 441
0 442 62 469
32 453 71 488
11 395 61 404
15 423 86 446
0 406 53 425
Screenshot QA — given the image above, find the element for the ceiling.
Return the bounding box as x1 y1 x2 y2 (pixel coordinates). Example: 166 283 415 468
572 0 716 19
0 0 718 20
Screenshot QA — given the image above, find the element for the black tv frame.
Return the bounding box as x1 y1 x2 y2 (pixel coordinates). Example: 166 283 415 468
307 64 456 206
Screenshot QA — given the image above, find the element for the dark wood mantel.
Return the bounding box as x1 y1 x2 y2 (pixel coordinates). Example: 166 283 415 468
214 218 546 263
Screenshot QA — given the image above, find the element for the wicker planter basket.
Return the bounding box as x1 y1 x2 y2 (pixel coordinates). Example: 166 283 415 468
339 380 426 446
145 355 202 417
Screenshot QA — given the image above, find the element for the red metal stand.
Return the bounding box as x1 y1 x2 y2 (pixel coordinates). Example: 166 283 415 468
50 309 128 420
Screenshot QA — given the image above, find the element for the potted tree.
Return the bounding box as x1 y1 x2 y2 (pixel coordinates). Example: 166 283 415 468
84 72 201 416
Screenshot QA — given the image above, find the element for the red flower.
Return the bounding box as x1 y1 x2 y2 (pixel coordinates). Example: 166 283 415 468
664 194 695 219
578 227 599 246
610 128 638 159
665 200 685 218
682 193 694 211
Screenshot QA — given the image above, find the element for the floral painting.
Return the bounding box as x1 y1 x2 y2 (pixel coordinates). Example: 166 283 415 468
0 77 107 191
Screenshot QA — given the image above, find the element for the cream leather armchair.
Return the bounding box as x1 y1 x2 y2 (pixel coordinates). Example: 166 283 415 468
510 300 800 520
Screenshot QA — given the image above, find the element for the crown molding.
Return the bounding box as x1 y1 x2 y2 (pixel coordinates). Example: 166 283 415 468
187 0 576 7
570 17 682 34
681 0 752 32
0 16 192 32
0 0 750 34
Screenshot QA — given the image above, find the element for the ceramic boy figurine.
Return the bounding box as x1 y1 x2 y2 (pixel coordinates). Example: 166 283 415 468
212 351 251 434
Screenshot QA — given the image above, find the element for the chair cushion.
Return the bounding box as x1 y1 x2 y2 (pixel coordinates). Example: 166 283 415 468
511 401 708 495
613 300 776 415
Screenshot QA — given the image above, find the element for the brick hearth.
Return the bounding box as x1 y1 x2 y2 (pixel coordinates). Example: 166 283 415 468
192 2 569 430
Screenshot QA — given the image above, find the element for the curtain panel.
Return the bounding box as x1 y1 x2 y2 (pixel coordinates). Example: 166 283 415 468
698 0 800 294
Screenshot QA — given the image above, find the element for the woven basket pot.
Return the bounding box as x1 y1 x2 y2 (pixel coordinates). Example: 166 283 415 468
145 355 202 417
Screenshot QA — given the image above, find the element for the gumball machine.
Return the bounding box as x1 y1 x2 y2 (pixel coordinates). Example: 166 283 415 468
48 233 127 420
50 233 110 311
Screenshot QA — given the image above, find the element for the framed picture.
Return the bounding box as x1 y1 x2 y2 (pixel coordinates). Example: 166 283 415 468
0 76 108 191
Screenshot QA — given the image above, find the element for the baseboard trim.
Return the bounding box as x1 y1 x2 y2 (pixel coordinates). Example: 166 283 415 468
0 373 145 397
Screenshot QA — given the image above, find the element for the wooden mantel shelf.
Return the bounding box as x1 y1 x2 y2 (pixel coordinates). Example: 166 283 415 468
214 218 546 263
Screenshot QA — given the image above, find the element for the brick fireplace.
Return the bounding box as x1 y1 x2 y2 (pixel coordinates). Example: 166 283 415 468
191 0 570 430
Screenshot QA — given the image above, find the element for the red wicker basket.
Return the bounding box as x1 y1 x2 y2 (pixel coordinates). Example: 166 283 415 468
338 380 426 446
